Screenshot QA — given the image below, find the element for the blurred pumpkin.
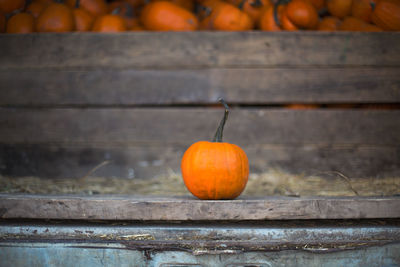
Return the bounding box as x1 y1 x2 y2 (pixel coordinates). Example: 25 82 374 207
73 0 95 31
36 2 75 32
0 0 25 15
140 1 198 31
6 12 34 33
285 0 319 29
351 0 376 22
200 1 254 30
326 0 352 18
371 0 400 31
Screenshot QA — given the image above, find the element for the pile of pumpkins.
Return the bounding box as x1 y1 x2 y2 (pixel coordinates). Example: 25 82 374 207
0 0 399 33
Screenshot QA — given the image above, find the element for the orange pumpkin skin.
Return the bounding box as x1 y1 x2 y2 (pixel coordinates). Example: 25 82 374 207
92 14 127 32
140 1 198 31
74 6 94 31
339 15 382 31
36 3 75 32
6 12 35 33
281 7 299 30
326 0 352 18
371 0 400 31
0 0 25 15
181 141 249 200
258 4 283 31
204 2 254 31
285 0 319 29
351 0 376 22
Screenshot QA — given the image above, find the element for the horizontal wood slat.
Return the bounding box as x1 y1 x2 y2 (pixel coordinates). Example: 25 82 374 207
1 143 399 178
1 68 399 105
0 32 399 69
1 108 399 145
1 194 399 220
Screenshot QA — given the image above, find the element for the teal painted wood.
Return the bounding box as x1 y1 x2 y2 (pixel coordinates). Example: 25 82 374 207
0 220 399 267
0 242 399 267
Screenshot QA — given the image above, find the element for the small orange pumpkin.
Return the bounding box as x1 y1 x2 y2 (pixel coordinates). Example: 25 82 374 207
371 0 400 31
36 2 75 32
140 1 198 31
0 0 25 15
201 1 254 30
351 0 376 22
181 99 249 200
326 0 352 18
285 0 319 29
6 12 35 33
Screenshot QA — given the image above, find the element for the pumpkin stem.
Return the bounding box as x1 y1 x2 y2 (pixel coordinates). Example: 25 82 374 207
213 98 229 143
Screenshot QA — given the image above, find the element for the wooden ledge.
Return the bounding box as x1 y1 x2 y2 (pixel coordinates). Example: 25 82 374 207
1 194 399 221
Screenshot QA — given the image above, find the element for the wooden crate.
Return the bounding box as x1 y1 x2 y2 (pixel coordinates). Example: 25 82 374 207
0 32 399 180
0 31 400 266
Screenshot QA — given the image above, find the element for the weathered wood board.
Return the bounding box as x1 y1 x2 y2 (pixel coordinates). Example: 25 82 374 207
1 194 399 220
1 32 400 68
0 109 399 178
0 68 399 105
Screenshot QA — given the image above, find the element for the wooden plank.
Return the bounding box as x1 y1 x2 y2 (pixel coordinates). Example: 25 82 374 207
0 194 399 220
0 68 399 105
0 32 399 69
0 108 399 145
1 143 399 178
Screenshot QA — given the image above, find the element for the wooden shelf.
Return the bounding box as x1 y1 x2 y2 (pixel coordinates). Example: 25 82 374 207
1 194 399 221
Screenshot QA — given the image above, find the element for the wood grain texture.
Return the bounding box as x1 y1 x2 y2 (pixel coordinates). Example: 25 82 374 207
0 68 399 105
0 194 399 220
0 32 399 69
1 108 399 145
1 143 399 178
